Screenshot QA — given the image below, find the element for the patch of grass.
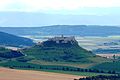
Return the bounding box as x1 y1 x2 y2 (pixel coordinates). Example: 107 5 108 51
91 62 120 72
29 60 95 68
39 69 113 76
0 61 82 70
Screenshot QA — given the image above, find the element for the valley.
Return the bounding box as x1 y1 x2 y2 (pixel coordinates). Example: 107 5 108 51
0 25 120 79
0 0 120 79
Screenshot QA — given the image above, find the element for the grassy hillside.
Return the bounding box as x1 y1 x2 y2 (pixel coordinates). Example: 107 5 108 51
22 39 109 68
91 62 120 72
0 31 35 47
23 45 95 62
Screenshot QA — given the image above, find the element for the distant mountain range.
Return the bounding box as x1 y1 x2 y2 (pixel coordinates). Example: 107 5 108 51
0 12 120 27
0 25 120 36
0 31 35 47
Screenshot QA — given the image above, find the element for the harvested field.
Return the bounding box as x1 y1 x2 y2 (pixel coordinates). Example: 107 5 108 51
0 67 85 80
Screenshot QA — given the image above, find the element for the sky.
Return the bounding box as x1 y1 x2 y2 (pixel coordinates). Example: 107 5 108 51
0 0 120 15
0 0 120 27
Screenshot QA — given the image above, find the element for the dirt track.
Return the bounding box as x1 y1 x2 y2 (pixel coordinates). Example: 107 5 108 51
0 67 85 80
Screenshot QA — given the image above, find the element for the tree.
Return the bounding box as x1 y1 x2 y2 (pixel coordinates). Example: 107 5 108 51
113 54 116 62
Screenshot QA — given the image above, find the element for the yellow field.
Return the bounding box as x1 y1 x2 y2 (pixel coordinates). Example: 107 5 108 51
0 67 85 80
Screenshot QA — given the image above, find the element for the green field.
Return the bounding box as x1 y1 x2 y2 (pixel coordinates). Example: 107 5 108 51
0 61 113 76
91 62 120 72
40 69 113 76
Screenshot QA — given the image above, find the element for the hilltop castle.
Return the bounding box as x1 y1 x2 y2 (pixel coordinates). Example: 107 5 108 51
47 35 77 44
37 35 78 47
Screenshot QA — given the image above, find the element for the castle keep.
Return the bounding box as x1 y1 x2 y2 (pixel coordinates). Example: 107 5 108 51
47 35 77 44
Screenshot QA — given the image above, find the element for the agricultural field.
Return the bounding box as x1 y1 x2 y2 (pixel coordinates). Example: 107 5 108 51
0 67 85 80
0 61 114 77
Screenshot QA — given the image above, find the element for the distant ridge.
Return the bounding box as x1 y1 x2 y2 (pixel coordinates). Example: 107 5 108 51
0 25 120 36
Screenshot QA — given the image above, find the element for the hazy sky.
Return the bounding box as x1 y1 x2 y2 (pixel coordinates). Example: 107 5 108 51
0 0 120 27
0 0 120 15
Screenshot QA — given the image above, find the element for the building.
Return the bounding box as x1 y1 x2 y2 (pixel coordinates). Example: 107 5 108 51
47 35 77 44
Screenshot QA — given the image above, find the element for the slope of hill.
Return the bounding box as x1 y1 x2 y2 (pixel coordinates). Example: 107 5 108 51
0 31 35 47
91 62 120 72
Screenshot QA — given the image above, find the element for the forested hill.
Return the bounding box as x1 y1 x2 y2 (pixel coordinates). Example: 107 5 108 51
0 31 35 47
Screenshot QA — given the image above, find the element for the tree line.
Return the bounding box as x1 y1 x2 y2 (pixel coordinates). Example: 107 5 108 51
76 75 120 80
3 64 116 74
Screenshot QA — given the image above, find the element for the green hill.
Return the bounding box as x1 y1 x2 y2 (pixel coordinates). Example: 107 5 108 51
22 36 109 67
0 36 109 67
91 62 120 72
23 44 94 62
0 31 35 47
